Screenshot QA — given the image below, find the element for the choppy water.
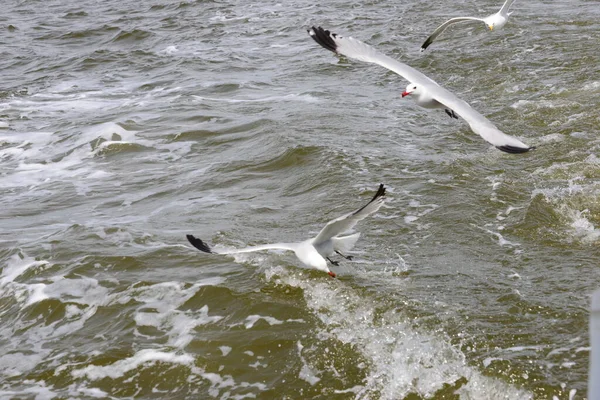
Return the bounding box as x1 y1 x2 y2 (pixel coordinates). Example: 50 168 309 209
1 0 599 398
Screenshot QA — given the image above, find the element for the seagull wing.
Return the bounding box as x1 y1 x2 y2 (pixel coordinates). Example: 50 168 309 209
499 0 517 15
425 90 532 153
186 235 296 255
421 17 486 51
309 26 434 85
313 184 385 244
308 26 533 154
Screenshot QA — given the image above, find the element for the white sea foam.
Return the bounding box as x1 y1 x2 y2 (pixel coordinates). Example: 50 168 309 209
0 131 54 164
482 357 503 368
530 175 600 244
41 276 109 306
130 279 225 348
268 270 532 399
0 380 57 400
220 346 232 356
510 99 572 110
161 45 179 54
0 353 45 378
71 349 195 380
503 345 545 353
567 209 600 243
582 81 600 91
244 315 284 329
0 255 51 307
297 341 321 386
192 93 320 104
0 254 49 285
249 360 267 369
65 385 108 398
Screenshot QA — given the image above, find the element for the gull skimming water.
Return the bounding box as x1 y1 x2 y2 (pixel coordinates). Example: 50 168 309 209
421 0 516 51
186 184 386 278
308 26 533 154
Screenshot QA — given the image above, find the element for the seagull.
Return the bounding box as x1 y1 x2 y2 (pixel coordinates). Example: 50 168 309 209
421 0 516 51
308 26 533 154
186 184 386 278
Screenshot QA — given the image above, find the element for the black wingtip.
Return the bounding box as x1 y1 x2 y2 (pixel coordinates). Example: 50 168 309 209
308 26 339 54
421 38 433 51
186 234 213 253
370 183 386 202
495 145 535 154
351 184 386 216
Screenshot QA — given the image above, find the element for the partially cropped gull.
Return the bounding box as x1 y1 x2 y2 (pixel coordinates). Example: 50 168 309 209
186 184 386 278
421 0 517 51
308 26 533 154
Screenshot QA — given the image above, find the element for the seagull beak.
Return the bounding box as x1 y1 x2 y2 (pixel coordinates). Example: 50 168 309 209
401 91 410 98
327 271 336 278
488 25 494 31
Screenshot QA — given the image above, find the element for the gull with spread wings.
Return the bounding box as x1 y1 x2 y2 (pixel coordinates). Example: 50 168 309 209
421 0 517 51
308 26 533 154
186 184 386 278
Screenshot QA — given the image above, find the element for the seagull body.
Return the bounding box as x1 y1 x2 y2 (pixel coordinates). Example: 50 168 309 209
421 0 516 51
308 26 533 154
186 184 386 278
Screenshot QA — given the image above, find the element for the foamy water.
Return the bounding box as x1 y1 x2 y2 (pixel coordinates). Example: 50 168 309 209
1 0 598 398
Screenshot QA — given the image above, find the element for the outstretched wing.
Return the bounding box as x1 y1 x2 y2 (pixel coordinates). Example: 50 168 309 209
309 26 435 85
421 17 486 51
499 0 517 15
186 235 296 255
313 184 385 244
308 26 533 153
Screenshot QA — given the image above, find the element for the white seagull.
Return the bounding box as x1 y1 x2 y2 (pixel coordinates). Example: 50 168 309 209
186 184 386 278
421 0 516 51
308 26 533 154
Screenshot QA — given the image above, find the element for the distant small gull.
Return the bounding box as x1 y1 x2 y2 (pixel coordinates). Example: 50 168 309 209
308 26 533 154
421 0 516 51
186 184 386 278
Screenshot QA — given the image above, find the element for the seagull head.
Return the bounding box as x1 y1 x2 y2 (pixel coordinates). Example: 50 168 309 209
402 83 419 98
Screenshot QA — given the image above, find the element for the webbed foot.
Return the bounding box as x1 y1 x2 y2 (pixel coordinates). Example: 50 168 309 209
445 109 458 119
327 257 340 266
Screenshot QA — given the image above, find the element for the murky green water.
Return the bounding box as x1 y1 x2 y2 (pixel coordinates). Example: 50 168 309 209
1 0 599 398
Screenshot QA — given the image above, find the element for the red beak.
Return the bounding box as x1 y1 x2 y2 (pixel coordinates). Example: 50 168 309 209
401 91 410 98
327 271 336 278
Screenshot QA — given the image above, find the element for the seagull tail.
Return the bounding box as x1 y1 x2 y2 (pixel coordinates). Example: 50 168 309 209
186 234 214 254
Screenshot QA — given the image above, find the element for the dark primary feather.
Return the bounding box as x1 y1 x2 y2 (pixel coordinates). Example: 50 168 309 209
308 26 338 53
421 36 435 51
496 145 535 154
353 184 386 216
186 234 213 253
